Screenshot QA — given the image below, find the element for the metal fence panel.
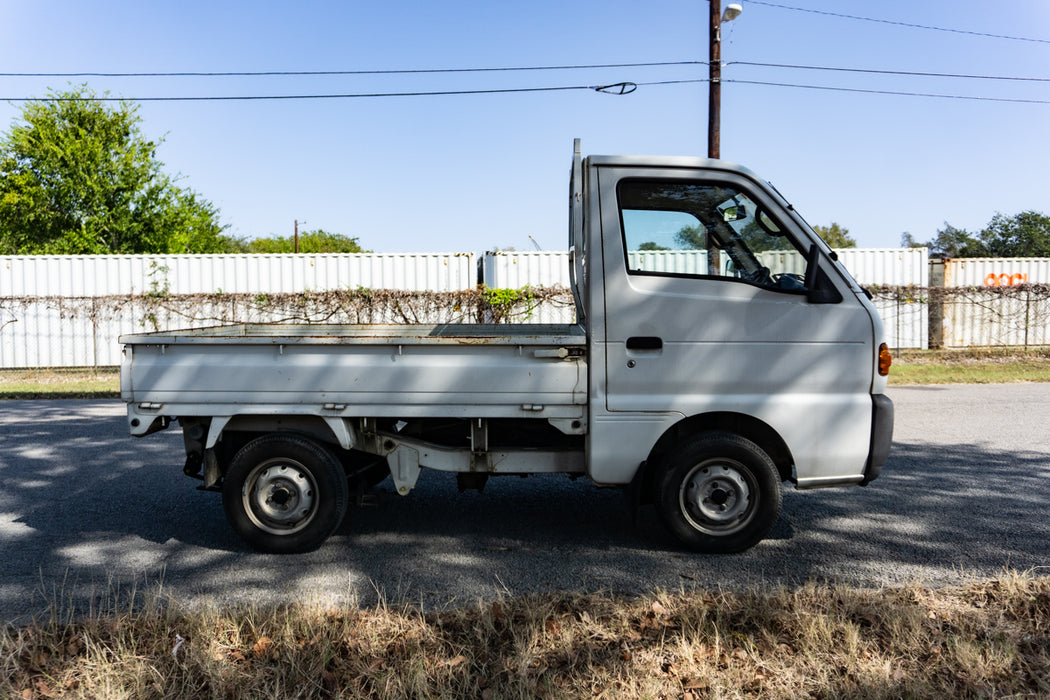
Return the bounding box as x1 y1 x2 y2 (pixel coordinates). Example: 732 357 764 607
836 248 929 286
940 258 1050 348
482 252 573 323
941 292 1050 348
837 249 930 351
1 253 477 296
944 289 1050 348
1 253 476 368
943 257 1050 288
873 296 929 352
0 248 951 367
482 251 570 288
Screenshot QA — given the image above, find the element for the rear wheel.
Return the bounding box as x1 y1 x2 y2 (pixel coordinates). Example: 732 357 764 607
657 431 782 553
222 434 349 553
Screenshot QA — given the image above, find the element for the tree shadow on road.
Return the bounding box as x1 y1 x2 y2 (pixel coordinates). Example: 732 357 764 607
3 401 1048 620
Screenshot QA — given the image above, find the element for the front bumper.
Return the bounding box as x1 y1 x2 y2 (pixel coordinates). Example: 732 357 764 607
861 393 894 484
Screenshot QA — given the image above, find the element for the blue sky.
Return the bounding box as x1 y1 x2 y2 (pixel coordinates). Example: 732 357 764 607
1 1 1048 252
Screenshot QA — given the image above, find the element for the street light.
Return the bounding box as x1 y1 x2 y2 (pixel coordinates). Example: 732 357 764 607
708 1 742 159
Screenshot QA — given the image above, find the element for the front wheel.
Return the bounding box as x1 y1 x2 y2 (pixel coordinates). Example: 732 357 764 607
222 434 349 554
657 431 782 553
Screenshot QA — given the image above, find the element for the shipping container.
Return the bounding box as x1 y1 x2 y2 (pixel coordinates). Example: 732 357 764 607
940 258 1050 347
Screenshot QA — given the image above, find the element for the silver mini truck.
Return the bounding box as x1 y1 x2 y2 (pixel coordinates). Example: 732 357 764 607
121 141 893 554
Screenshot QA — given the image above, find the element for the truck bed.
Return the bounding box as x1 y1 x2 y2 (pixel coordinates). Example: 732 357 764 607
121 323 587 421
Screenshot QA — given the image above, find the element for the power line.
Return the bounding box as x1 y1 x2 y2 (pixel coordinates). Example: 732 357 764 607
732 61 1050 83
2 73 1044 105
4 78 1045 104
7 58 1046 85
0 79 704 102
0 61 705 78
746 1 1050 44
729 78 1050 104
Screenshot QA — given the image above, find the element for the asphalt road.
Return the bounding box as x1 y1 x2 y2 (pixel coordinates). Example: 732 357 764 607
2 385 1049 623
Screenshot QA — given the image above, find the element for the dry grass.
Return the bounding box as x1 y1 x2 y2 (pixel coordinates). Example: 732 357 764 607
4 572 1049 699
0 368 119 399
895 347 1050 364
890 347 1050 385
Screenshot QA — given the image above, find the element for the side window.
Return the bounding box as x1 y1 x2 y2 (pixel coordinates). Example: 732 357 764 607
618 179 809 292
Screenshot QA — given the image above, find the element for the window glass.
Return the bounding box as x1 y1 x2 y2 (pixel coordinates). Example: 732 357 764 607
618 179 809 292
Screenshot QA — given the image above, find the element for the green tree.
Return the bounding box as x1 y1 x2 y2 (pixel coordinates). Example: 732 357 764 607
922 223 988 258
908 212 1050 258
674 225 704 250
675 221 792 254
979 211 1050 257
812 223 857 248
0 86 228 254
235 229 370 254
900 232 922 248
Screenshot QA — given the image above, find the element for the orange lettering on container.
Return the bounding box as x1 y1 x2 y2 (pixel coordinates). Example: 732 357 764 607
985 273 1029 287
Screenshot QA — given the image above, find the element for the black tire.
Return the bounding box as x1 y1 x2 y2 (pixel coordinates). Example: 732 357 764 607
656 431 782 553
222 433 349 554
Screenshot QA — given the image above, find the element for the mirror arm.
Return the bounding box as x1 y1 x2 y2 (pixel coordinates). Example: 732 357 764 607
804 243 820 302
805 243 843 304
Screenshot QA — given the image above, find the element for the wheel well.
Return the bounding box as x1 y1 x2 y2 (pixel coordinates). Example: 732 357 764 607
205 415 347 476
210 416 394 485
636 412 794 503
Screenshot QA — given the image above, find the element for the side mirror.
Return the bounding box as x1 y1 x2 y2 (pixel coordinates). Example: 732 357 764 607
804 244 843 304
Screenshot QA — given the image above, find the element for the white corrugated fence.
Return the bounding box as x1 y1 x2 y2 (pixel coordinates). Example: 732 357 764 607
1 253 477 296
938 258 1050 348
839 249 930 352
8 248 1046 368
1 253 476 368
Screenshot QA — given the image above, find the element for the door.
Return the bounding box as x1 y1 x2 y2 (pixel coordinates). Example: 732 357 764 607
596 166 875 484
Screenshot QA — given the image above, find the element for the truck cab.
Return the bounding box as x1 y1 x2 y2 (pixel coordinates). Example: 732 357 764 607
574 144 892 550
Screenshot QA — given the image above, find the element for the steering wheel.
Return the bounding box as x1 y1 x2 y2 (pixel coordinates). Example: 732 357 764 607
742 266 774 286
772 272 806 290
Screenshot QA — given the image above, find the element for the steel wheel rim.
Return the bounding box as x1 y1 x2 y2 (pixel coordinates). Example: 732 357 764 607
679 458 757 535
242 458 318 536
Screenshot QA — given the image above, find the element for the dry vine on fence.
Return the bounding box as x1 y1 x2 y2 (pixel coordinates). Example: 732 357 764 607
0 286 577 331
867 284 1050 348
6 284 1050 351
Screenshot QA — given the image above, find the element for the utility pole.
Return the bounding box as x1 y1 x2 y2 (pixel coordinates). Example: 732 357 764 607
708 1 741 160
708 0 723 159
294 219 301 254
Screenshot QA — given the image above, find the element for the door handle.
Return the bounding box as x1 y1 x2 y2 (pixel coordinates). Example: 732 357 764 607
626 336 662 350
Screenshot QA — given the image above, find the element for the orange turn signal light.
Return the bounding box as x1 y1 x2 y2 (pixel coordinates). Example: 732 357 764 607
877 343 892 376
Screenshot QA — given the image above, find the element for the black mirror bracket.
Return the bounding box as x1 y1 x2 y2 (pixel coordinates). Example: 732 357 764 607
805 243 843 304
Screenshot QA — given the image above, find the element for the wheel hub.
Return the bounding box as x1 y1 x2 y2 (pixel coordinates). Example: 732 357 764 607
681 462 752 530
245 462 316 533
